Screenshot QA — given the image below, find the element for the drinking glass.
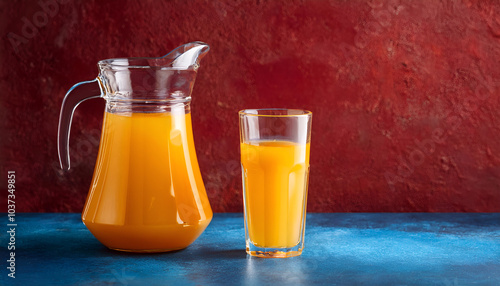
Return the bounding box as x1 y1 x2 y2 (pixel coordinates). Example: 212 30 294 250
239 108 312 258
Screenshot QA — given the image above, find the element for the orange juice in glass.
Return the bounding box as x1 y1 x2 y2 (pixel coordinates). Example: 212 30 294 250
239 109 312 258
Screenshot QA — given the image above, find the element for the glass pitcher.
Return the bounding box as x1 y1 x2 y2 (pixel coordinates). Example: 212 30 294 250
57 42 213 252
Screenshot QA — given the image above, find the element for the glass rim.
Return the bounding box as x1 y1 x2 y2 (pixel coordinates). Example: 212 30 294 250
239 108 312 118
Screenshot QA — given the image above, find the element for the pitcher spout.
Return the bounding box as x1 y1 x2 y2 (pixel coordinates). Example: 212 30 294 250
166 41 210 70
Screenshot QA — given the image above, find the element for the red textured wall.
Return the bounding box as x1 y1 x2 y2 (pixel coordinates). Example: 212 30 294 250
1 0 499 212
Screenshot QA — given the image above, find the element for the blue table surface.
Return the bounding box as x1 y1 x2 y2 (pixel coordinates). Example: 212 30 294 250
1 213 499 286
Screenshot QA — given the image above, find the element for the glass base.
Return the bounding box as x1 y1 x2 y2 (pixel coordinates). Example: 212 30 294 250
246 242 303 258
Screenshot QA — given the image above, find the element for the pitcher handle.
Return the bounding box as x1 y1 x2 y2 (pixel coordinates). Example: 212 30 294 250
58 79 103 170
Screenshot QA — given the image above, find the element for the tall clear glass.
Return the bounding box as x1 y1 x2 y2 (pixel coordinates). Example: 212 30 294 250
239 109 312 258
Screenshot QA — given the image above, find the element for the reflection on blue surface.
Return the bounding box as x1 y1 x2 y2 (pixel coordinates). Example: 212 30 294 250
1 213 499 285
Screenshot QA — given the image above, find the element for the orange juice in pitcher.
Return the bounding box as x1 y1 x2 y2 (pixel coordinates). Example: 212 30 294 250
58 42 212 252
